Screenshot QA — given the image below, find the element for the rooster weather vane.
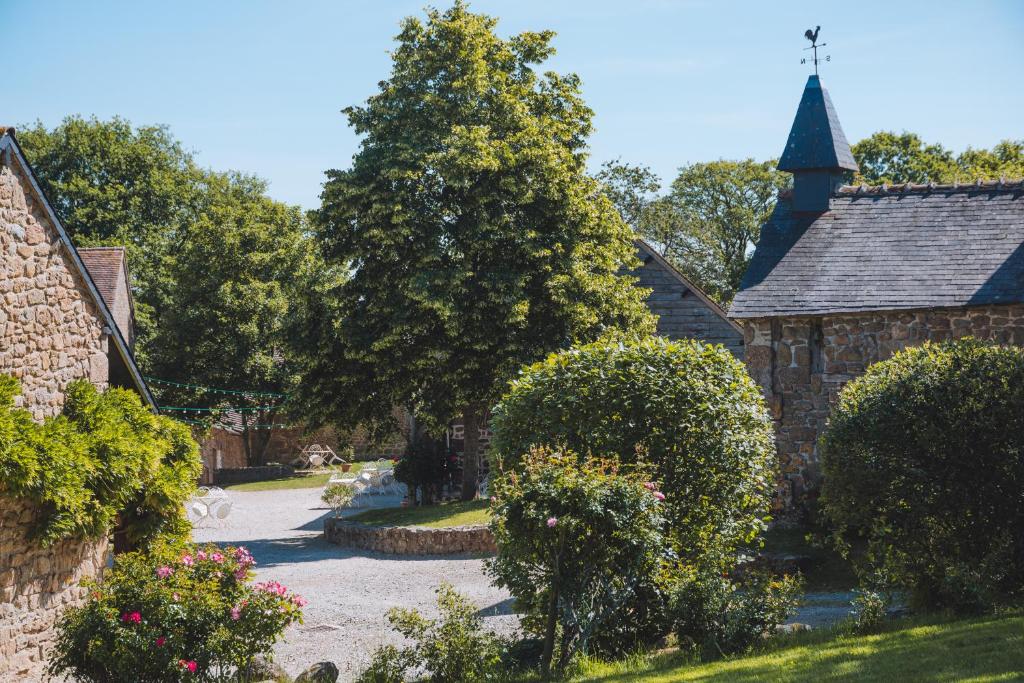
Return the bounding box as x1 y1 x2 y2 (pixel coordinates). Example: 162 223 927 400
801 25 830 75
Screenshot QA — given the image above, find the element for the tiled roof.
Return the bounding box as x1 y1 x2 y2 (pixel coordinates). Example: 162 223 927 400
77 247 125 309
778 75 858 173
730 181 1024 318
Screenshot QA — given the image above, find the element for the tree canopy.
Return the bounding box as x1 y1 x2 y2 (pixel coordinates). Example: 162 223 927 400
853 131 1024 185
19 117 316 455
297 2 654 497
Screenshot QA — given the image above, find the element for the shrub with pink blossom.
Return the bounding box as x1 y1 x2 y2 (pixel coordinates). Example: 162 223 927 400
487 449 666 675
48 541 304 682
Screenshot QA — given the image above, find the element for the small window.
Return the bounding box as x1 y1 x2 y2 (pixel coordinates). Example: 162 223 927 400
810 321 824 374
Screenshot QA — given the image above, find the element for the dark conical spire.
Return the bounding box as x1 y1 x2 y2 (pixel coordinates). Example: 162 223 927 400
778 75 858 173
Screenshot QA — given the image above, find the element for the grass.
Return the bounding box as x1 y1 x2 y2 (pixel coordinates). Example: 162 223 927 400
347 499 491 528
568 613 1024 682
223 462 380 491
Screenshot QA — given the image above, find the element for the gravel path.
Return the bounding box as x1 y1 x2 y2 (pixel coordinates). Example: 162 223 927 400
193 488 517 682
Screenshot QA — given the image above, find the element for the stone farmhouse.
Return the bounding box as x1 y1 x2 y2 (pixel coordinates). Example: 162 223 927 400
0 127 155 679
730 76 1024 510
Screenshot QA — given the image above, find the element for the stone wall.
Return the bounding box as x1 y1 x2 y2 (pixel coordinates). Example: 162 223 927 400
0 157 108 420
0 495 110 680
324 518 496 555
741 304 1024 511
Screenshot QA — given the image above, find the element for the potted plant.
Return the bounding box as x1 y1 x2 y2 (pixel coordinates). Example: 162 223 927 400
340 445 355 472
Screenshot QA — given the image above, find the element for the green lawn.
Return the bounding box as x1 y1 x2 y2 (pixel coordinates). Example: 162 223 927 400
568 614 1024 682
223 463 379 491
347 499 491 528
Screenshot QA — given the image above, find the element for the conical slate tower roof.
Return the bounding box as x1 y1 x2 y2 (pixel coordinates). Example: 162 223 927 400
778 75 858 173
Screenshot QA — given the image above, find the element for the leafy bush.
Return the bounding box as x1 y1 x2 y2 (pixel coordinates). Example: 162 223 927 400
669 568 802 658
357 583 505 683
491 337 776 567
394 432 450 504
321 482 355 516
48 542 304 682
487 449 668 673
820 339 1024 611
0 376 200 547
851 588 890 634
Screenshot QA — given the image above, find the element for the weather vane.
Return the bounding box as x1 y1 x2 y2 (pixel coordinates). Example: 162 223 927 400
801 25 830 75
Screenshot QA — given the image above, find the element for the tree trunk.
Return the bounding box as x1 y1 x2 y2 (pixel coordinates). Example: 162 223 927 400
540 584 559 677
242 420 254 467
460 405 483 501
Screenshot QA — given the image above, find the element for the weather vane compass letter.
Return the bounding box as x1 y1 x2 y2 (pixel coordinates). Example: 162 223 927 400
801 26 829 74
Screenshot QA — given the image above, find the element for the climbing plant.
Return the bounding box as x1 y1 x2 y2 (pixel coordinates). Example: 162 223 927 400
0 375 200 548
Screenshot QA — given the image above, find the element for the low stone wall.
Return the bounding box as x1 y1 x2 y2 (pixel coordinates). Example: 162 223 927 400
324 518 496 555
213 464 295 486
0 495 110 680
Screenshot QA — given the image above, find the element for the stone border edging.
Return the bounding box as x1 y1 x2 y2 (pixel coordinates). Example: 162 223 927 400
324 517 496 555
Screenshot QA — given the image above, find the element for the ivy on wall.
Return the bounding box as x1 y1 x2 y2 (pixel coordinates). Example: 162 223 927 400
0 375 201 548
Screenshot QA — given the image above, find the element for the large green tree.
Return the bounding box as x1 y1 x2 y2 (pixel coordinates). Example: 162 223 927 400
595 159 661 227
149 171 316 464
18 117 201 365
853 131 1024 185
301 2 655 499
19 118 317 460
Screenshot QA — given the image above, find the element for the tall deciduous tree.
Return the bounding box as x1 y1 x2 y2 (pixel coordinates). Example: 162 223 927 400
302 2 655 499
149 172 316 465
19 118 318 463
640 160 788 306
595 159 661 227
17 117 202 366
853 131 1024 185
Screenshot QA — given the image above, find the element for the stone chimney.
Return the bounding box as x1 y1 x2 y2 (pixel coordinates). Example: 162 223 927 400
777 75 858 212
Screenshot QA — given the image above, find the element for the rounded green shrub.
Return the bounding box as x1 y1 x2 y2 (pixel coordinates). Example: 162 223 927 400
820 339 1024 611
487 449 668 673
490 337 776 563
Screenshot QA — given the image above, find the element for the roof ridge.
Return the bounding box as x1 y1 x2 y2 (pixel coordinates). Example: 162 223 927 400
836 178 1024 196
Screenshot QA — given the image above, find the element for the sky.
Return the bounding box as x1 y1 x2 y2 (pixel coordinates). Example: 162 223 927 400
3 0 1023 210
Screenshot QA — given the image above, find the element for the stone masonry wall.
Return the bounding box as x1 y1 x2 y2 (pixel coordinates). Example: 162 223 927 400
0 495 110 680
741 304 1024 511
324 518 495 555
0 158 108 420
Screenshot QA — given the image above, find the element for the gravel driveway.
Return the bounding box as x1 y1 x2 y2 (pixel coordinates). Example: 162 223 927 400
192 487 517 681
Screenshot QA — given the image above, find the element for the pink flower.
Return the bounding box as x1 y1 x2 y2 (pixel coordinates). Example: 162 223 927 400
547 517 558 528
643 482 656 491
211 552 224 563
173 593 180 602
230 606 241 621
156 566 174 579
156 637 166 647
292 595 308 607
652 491 666 501
121 611 141 624
178 659 197 673
196 550 207 561
234 568 248 581
254 580 289 597
181 554 194 567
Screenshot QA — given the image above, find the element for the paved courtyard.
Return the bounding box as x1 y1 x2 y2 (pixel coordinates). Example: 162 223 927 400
192 487 518 681
193 486 854 681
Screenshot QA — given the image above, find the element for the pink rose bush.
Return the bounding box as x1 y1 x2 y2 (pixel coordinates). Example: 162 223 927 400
49 542 304 682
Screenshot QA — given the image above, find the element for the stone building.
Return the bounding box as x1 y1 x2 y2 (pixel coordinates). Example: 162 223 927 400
1 126 154 679
729 76 1024 510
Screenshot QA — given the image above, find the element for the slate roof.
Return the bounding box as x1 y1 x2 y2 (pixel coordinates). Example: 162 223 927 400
77 247 126 306
730 180 1024 318
778 75 858 173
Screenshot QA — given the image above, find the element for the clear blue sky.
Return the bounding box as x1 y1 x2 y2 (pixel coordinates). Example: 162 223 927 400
3 0 1022 210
